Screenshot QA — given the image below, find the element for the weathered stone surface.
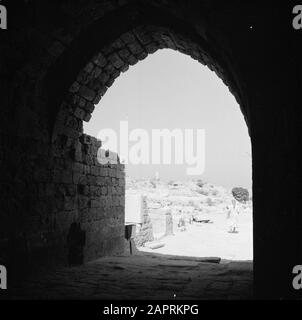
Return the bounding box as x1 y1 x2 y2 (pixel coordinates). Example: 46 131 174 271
5 254 253 300
79 86 96 101
108 52 124 69
134 197 154 247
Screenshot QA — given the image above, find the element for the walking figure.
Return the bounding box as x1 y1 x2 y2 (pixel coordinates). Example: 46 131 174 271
178 213 186 232
226 187 248 233
226 199 240 233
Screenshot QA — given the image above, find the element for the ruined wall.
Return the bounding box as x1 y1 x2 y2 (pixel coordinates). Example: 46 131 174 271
52 134 126 263
0 131 125 268
133 196 154 247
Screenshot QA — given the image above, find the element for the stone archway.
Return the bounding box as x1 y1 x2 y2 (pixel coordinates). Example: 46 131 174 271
2 1 301 300
47 20 250 263
52 25 247 142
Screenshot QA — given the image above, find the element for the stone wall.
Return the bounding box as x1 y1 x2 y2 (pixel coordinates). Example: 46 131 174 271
60 134 126 263
0 132 125 268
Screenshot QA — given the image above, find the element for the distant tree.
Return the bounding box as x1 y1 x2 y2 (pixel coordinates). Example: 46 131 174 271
231 187 249 203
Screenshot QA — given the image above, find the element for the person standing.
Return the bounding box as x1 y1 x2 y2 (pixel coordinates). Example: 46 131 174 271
226 198 240 233
229 199 240 233
226 187 248 233
178 212 186 232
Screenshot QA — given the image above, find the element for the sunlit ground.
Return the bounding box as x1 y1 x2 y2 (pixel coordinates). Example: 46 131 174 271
140 211 253 261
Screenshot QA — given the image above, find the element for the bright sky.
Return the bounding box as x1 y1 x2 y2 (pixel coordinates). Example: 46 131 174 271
84 49 252 189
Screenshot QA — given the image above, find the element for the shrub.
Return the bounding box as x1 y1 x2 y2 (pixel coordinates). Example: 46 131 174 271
231 187 249 203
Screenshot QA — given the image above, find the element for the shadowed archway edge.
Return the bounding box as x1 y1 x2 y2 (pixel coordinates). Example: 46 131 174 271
42 2 248 142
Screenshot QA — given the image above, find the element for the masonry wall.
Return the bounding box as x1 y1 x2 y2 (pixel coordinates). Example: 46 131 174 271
53 134 126 263
0 132 125 269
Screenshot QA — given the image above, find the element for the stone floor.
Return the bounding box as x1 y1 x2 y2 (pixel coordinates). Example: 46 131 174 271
5 253 253 300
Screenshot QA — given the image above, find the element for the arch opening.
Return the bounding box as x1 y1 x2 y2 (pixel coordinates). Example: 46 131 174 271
39 23 253 300
83 49 253 262
51 25 248 144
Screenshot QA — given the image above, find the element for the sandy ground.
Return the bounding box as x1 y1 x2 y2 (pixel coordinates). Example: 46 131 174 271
141 212 253 261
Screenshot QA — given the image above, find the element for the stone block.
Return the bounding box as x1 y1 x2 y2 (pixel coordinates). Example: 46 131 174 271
108 53 124 69
93 53 107 67
101 186 107 195
74 107 86 120
64 197 76 211
84 62 94 73
127 42 144 55
121 32 136 44
90 199 100 208
79 86 96 101
69 81 80 93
